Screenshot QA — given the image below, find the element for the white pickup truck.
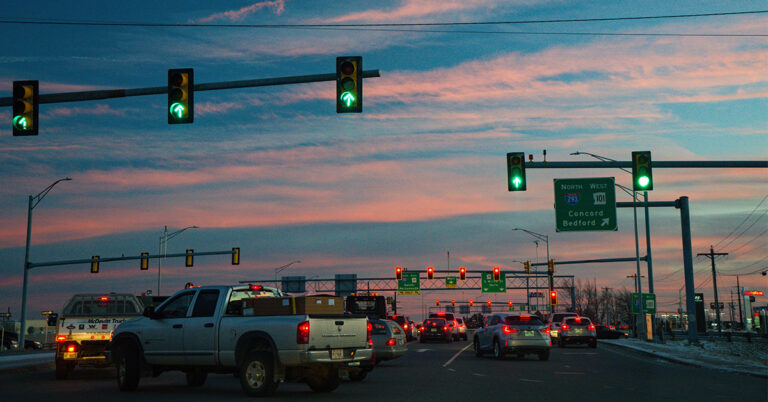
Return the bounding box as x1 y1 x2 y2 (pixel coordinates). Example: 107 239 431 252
107 285 373 396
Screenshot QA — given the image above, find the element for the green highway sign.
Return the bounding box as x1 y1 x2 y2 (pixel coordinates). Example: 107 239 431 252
445 276 457 288
554 177 617 232
398 271 420 295
481 272 506 293
632 293 656 314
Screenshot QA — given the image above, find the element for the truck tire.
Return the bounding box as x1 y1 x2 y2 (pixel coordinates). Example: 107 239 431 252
239 351 278 397
186 368 208 387
306 366 340 393
116 343 140 392
55 358 73 380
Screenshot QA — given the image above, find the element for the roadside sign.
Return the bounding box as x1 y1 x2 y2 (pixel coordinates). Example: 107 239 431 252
632 293 656 314
744 290 763 296
554 177 617 232
529 291 544 297
0 312 10 318
710 302 724 310
41 310 53 315
398 272 420 295
445 276 457 288
481 272 506 293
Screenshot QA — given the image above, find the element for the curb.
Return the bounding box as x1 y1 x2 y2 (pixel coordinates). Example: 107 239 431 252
598 340 768 379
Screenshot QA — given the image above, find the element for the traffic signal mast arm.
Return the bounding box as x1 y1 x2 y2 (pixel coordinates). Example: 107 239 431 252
0 70 382 107
26 249 238 269
518 160 768 169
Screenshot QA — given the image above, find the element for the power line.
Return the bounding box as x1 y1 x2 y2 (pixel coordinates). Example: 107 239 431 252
713 193 768 248
718 209 768 250
726 227 768 255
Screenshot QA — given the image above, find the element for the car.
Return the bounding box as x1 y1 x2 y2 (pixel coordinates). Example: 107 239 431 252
372 319 407 363
455 318 468 340
388 315 414 342
2 334 19 351
548 312 579 338
557 316 597 348
473 313 551 360
2 331 43 350
596 324 628 339
429 312 460 340
419 318 453 343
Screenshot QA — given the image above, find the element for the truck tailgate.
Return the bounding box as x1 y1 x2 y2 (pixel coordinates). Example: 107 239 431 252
308 315 367 349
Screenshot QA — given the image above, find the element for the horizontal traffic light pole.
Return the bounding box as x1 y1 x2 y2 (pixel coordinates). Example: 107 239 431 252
27 249 236 269
0 70 382 106
522 160 767 168
530 256 647 267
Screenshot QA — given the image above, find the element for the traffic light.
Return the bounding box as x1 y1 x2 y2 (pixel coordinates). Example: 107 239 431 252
459 266 466 281
493 266 501 281
548 259 555 275
47 313 58 327
550 290 557 305
232 247 240 265
140 252 149 270
12 80 39 136
168 68 194 124
185 249 194 267
631 151 653 191
436 300 440 307
487 300 492 308
396 266 403 280
90 256 99 273
506 152 527 191
524 261 531 274
336 56 362 113
427 266 434 280
469 300 473 307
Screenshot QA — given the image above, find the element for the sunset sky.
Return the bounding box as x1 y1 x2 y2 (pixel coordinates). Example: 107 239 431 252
1 1 766 322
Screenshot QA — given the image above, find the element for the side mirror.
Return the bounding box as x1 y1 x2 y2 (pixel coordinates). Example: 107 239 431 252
143 305 156 319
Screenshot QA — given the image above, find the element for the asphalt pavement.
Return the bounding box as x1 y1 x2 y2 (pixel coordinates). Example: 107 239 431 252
0 339 765 401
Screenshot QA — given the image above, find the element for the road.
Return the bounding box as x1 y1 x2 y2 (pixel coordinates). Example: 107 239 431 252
0 340 764 401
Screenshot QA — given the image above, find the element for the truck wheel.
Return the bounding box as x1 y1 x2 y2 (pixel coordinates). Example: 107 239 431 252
239 351 278 397
306 366 340 393
55 359 73 380
116 344 140 392
186 369 208 387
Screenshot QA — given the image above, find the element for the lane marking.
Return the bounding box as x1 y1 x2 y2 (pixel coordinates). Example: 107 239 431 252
472 372 487 377
447 368 456 372
520 379 543 383
554 372 585 375
416 349 430 353
442 343 473 367
564 352 598 355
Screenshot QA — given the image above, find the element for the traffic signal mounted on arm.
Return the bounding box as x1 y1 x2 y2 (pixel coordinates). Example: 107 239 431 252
548 259 555 275
90 256 99 273
459 266 466 280
631 151 653 191
427 266 434 280
550 290 557 306
185 249 194 267
506 152 527 191
232 247 240 265
396 266 403 280
336 56 362 113
524 261 531 274
493 266 501 281
168 68 193 124
12 81 39 136
140 252 149 270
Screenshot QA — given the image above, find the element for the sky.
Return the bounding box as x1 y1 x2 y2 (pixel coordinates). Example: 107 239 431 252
0 0 766 323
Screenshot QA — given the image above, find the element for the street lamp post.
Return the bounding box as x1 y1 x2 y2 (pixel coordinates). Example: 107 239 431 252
274 260 302 282
514 228 551 310
20 177 72 347
157 225 199 295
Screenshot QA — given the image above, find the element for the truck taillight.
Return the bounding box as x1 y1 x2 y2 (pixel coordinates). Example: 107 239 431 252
66 344 77 353
56 335 67 342
385 338 396 346
588 324 595 331
367 322 372 346
297 320 310 344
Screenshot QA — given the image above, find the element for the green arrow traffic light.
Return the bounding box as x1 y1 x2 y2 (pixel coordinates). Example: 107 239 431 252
340 92 356 107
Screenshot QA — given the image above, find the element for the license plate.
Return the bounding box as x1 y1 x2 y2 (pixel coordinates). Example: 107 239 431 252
430 328 437 332
524 331 534 337
63 352 77 359
574 328 583 334
331 349 343 360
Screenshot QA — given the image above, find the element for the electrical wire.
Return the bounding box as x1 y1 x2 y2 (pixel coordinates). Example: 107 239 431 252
713 193 768 249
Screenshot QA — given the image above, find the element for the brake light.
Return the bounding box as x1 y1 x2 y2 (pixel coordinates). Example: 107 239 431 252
443 326 448 331
367 322 372 347
540 328 551 334
56 335 67 342
588 324 595 331
502 326 518 334
403 324 409 330
297 320 310 344
100 296 109 302
432 322 436 327
249 284 264 291
575 317 581 322
386 338 396 346
66 344 77 353
561 324 570 331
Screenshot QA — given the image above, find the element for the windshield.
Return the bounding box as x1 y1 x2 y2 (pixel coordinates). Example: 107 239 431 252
505 315 544 326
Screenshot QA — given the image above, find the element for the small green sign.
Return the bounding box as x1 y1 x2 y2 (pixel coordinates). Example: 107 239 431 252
632 293 656 314
445 276 457 288
398 272 420 295
554 177 617 232
481 272 506 293
520 305 525 311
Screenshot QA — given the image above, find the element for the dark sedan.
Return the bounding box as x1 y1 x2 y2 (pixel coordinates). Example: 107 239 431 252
596 325 628 339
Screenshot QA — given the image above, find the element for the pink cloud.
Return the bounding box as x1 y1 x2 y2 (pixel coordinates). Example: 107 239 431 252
193 0 286 23
322 0 502 23
45 104 126 118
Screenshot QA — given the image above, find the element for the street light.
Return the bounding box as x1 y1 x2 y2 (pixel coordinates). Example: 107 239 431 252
20 177 72 347
514 227 552 311
158 225 199 295
275 260 302 281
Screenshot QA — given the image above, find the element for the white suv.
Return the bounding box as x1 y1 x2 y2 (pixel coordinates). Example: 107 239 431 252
548 312 578 338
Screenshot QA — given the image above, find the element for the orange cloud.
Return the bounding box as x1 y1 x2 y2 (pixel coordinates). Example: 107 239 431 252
193 0 286 23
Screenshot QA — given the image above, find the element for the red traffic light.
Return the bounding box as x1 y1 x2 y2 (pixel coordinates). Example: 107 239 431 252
395 266 403 280
469 300 474 307
508 300 513 307
459 266 466 280
493 266 501 281
549 291 557 305
451 299 455 307
436 300 440 307
427 266 434 280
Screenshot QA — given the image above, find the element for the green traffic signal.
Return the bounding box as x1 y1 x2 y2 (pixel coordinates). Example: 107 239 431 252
168 68 193 124
336 56 362 113
506 152 527 191
632 151 653 191
12 80 39 136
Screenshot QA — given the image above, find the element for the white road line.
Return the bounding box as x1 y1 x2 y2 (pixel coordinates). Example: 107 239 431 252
472 373 487 377
554 372 585 375
519 379 544 383
442 343 473 367
447 368 456 372
416 349 431 353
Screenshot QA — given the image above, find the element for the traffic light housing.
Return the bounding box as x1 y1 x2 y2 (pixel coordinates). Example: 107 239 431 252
459 266 466 280
140 252 149 270
548 259 555 275
508 300 513 310
451 299 455 307
12 80 39 136
336 56 362 113
524 261 531 274
550 290 557 305
506 152 527 191
493 266 501 281
47 313 58 327
168 68 194 124
231 247 240 265
436 300 440 307
396 266 403 280
185 249 194 267
487 300 492 308
469 300 473 307
427 266 434 280
90 256 99 273
632 151 653 191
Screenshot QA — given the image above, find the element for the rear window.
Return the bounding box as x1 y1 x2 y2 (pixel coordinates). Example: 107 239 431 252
504 315 544 326
456 318 464 324
429 313 454 321
391 324 402 334
63 295 140 316
372 322 388 335
552 313 577 323
565 317 592 326
424 319 446 326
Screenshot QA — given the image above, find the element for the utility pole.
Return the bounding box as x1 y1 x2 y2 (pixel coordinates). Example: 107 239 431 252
626 274 645 293
736 275 743 328
697 246 728 332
